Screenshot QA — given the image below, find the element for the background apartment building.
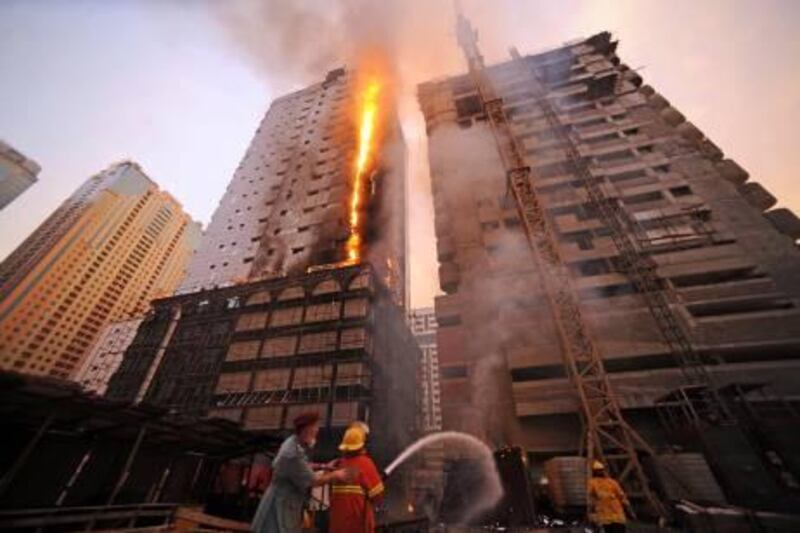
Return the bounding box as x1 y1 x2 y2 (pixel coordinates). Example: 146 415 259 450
418 32 800 454
0 161 200 378
0 139 40 210
74 316 145 395
409 307 442 432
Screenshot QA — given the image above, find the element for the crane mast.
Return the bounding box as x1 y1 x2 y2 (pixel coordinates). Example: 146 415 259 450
454 11 669 518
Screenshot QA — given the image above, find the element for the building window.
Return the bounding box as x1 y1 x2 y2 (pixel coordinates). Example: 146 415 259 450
292 365 332 389
270 307 303 327
226 341 261 361
624 191 664 205
608 169 647 183
246 291 271 306
670 186 692 197
312 279 340 295
305 302 340 323
261 336 297 358
340 327 366 349
343 298 368 318
235 312 268 332
215 371 251 393
298 331 338 354
454 95 483 118
253 368 292 391
576 259 610 277
336 362 368 386
595 149 635 164
278 286 305 301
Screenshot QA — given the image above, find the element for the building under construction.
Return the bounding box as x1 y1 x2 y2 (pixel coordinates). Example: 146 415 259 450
419 16 800 521
106 67 417 469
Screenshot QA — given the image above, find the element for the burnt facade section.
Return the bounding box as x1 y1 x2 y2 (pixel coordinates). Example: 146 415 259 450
107 263 419 464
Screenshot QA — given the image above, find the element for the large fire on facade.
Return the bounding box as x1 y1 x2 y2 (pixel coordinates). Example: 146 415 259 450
346 78 382 263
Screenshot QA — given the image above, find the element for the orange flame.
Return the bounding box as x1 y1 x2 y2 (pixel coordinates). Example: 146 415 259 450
346 79 381 263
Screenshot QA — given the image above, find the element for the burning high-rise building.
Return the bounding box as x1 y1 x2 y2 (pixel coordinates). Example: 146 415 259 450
179 68 407 306
107 69 417 480
418 29 800 502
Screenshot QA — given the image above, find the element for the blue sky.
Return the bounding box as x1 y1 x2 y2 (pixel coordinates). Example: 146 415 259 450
1 0 799 308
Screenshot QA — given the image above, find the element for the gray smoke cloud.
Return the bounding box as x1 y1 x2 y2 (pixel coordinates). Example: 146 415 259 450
211 0 409 90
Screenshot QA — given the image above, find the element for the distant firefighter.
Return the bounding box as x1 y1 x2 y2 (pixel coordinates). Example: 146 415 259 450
588 461 630 533
251 412 349 533
328 424 385 533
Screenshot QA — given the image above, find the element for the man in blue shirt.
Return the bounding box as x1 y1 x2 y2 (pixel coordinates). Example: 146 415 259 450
251 412 349 532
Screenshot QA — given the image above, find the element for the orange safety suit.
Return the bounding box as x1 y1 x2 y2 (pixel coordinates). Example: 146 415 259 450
588 476 628 526
329 452 384 533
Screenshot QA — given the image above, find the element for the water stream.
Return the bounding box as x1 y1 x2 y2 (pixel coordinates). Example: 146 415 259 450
384 431 504 522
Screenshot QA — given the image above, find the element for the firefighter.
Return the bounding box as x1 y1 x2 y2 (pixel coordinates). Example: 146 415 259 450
588 460 630 533
328 425 384 533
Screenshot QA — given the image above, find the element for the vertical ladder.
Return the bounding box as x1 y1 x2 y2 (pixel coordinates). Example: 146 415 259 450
454 12 667 518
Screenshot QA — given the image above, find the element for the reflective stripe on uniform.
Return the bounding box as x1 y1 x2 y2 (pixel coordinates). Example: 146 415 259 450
368 482 384 498
332 484 365 495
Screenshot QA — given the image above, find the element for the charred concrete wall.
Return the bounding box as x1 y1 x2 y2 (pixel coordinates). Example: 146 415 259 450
418 32 800 454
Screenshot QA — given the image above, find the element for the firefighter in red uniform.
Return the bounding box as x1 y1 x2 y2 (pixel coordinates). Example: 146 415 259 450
329 424 384 533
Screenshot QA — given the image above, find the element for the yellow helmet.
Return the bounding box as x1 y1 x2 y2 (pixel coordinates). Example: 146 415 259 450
349 420 370 435
339 426 367 452
592 460 605 470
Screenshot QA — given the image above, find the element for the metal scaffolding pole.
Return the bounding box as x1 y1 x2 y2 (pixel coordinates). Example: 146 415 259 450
107 424 148 506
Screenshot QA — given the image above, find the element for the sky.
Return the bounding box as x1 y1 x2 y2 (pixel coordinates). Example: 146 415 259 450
1 0 799 309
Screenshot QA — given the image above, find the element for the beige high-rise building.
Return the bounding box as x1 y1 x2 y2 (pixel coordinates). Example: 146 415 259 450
0 161 201 379
0 139 40 210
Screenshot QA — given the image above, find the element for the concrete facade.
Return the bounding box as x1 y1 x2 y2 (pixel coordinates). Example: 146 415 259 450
418 32 800 454
409 307 442 432
179 69 407 307
0 139 40 210
0 162 200 379
74 316 144 395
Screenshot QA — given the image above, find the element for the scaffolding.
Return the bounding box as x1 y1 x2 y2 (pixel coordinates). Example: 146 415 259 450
454 12 673 517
